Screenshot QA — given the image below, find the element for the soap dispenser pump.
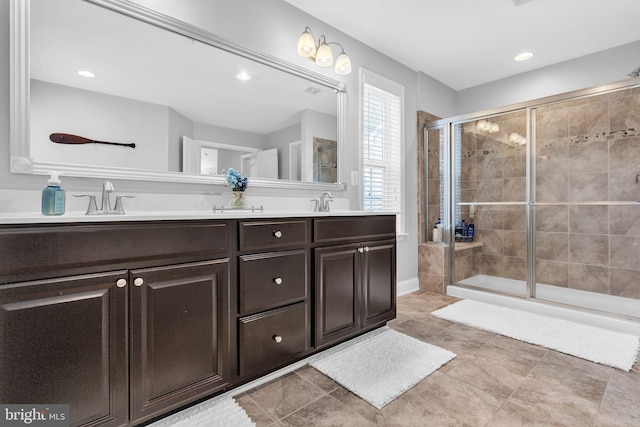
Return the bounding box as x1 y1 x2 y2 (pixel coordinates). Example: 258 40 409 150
42 172 65 215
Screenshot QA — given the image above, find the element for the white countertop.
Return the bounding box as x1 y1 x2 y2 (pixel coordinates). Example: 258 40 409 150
0 210 391 224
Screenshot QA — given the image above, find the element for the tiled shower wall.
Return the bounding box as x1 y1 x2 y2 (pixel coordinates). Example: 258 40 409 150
417 111 446 293
419 86 640 300
460 111 528 282
534 88 640 299
418 111 441 243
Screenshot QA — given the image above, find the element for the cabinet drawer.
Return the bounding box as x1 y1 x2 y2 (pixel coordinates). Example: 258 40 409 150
239 219 309 251
0 221 230 284
238 302 308 378
314 215 395 243
239 250 308 314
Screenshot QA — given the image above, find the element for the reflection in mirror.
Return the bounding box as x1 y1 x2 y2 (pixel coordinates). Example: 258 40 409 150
314 137 337 183
182 136 279 179
14 0 346 188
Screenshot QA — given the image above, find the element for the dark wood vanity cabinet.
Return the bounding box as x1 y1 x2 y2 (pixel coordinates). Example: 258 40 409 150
0 214 395 426
314 216 396 349
236 219 311 380
0 271 128 427
0 221 232 427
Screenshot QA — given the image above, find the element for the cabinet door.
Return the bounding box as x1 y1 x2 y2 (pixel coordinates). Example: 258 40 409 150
362 240 396 329
314 245 361 349
129 259 230 423
0 271 128 427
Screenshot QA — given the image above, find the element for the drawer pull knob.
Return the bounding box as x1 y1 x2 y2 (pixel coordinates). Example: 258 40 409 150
365 246 370 252
273 335 283 344
134 277 144 287
273 230 283 238
116 279 127 288
274 277 283 285
358 247 364 253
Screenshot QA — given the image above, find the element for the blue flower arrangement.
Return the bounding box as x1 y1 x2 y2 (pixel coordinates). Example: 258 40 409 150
222 168 248 192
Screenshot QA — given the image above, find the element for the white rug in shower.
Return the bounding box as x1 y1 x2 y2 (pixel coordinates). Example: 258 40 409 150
431 299 639 371
309 327 456 409
148 395 255 427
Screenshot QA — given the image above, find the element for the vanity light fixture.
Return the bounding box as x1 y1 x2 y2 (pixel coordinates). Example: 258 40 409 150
77 70 95 78
297 27 352 75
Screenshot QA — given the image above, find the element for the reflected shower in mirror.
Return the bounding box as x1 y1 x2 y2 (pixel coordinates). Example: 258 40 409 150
19 0 345 186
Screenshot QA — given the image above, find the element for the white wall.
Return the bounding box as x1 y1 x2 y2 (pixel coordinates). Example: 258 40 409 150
417 71 457 119
267 122 301 180
455 41 640 115
168 108 194 173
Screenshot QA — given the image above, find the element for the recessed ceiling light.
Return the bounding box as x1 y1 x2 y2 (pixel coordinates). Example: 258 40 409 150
77 70 95 78
235 72 253 81
514 52 534 62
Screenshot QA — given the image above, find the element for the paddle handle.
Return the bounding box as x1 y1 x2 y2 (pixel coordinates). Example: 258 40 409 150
50 133 136 148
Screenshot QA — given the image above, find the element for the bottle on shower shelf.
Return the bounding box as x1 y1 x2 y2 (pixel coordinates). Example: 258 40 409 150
432 223 441 242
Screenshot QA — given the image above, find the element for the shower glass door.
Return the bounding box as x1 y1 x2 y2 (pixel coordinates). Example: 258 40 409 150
452 110 528 296
533 89 640 319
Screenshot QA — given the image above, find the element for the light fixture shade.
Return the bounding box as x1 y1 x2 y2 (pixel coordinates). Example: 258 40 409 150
334 51 352 75
315 41 333 67
489 123 500 133
297 29 316 58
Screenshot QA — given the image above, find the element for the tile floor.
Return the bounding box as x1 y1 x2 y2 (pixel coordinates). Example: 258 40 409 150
236 291 640 426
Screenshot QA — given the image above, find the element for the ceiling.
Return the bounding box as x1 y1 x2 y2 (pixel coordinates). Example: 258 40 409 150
284 0 640 90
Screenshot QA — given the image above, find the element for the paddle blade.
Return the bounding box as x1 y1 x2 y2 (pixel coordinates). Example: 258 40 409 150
50 133 94 144
49 133 135 148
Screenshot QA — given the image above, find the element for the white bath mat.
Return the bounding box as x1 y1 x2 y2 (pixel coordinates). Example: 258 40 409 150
432 299 640 371
148 395 255 427
309 327 456 409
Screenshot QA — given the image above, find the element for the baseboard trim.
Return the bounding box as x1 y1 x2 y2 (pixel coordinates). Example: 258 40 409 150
397 277 419 296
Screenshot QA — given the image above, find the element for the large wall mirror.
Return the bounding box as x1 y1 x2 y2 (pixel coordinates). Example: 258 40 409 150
10 0 347 190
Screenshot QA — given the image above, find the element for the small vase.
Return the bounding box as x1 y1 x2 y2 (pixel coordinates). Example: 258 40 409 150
229 191 246 208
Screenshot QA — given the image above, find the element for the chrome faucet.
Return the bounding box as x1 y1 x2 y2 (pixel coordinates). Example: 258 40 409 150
310 191 333 212
101 181 114 211
74 181 135 215
320 191 333 212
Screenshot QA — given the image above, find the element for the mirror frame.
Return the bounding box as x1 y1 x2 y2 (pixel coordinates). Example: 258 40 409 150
10 0 348 191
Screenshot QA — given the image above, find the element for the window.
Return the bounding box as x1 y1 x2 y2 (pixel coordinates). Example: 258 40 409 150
361 70 404 229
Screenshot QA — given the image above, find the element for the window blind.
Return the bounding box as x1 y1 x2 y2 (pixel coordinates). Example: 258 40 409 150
362 82 402 213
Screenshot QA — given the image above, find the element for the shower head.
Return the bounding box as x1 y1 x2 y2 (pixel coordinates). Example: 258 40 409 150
628 66 640 78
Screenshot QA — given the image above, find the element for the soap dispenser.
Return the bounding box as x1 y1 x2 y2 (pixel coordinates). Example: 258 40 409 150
42 172 65 216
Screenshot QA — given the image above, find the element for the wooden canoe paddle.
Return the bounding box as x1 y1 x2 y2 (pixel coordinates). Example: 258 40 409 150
50 133 136 148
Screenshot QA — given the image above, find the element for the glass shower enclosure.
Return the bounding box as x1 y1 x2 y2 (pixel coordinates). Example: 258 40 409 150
426 80 640 321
